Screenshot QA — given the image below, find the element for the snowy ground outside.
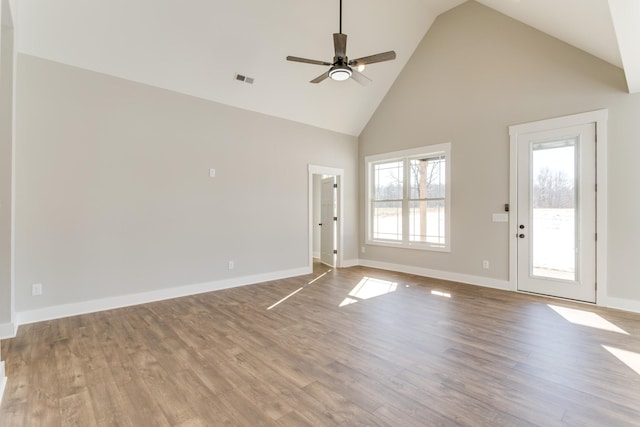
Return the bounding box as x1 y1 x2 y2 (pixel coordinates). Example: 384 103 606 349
532 208 575 281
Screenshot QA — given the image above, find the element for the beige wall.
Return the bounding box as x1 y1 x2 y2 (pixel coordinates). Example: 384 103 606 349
359 1 640 303
1 0 16 372
0 24 14 329
14 54 358 312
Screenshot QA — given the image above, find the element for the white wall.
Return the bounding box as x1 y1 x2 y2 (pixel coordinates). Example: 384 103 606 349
359 1 640 306
14 54 358 314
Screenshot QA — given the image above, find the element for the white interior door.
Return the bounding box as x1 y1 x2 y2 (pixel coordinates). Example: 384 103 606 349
320 177 336 267
517 123 596 302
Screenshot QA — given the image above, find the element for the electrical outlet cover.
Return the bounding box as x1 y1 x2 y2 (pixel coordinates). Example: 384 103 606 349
32 283 43 296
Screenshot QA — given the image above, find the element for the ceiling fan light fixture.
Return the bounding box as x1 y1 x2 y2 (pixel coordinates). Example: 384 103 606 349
329 65 352 81
286 0 395 85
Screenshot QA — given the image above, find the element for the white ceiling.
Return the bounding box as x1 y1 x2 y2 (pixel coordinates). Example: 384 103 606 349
14 0 640 136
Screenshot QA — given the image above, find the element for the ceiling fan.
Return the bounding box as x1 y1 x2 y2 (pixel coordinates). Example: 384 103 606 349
286 0 396 85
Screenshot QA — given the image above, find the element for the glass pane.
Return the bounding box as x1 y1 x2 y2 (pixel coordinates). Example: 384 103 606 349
409 156 445 199
373 201 402 240
374 161 403 201
531 139 577 281
409 200 445 245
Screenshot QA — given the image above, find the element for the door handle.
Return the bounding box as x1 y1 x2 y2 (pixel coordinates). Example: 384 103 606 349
519 233 525 238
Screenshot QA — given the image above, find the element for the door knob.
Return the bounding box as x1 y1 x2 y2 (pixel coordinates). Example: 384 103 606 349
519 224 525 229
519 233 525 238
319 223 322 226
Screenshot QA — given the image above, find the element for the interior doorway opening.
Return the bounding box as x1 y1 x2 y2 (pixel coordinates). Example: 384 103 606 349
308 165 344 271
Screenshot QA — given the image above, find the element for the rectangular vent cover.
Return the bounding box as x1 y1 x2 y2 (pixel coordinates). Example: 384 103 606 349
235 74 254 84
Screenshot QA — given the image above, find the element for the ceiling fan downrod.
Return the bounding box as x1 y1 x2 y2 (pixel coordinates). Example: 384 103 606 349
339 0 343 34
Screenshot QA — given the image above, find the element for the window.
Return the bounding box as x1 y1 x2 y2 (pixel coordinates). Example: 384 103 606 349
366 143 451 252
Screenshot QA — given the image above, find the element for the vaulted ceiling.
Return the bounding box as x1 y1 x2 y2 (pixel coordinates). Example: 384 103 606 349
14 0 640 136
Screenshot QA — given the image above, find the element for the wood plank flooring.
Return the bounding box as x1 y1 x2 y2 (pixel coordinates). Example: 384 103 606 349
2 263 640 426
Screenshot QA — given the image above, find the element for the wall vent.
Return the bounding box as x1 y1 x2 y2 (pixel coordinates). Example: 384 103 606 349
235 74 254 84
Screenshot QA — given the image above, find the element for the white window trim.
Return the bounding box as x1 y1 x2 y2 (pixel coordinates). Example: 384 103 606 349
365 142 451 252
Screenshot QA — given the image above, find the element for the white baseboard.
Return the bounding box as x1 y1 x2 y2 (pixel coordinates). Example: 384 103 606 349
599 296 640 314
10 261 640 331
358 259 512 291
341 258 360 268
313 251 320 259
359 259 640 313
16 266 309 327
0 322 17 340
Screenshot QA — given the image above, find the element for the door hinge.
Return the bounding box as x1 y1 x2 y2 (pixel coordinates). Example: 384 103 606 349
333 216 338 221
333 183 338 188
595 233 597 241
333 249 337 254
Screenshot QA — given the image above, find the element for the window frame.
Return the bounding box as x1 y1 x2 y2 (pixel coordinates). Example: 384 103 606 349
365 143 451 252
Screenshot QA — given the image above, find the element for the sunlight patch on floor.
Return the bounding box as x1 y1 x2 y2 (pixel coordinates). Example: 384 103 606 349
431 290 451 298
267 269 332 310
339 277 398 307
548 305 629 335
308 270 331 285
603 345 640 376
339 297 359 307
268 287 304 310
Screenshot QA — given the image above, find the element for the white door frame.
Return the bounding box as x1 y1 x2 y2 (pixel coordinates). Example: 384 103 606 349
308 165 344 272
509 110 608 303
319 176 337 267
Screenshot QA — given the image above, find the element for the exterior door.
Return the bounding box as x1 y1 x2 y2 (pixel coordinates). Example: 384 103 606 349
320 177 336 267
517 123 596 302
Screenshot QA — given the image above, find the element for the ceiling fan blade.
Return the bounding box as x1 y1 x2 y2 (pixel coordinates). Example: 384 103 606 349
349 51 396 67
310 72 329 84
350 70 372 86
333 33 347 58
287 56 332 66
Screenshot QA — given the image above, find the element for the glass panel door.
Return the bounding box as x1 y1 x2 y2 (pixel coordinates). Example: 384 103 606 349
517 123 596 303
531 139 577 281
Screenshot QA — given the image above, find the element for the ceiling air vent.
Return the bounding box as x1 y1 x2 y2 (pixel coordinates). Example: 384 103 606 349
235 74 254 84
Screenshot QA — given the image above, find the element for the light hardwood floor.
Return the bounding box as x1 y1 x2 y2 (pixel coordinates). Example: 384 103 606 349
2 263 640 426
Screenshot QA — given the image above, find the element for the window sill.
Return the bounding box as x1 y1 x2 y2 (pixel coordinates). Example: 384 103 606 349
366 239 450 253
